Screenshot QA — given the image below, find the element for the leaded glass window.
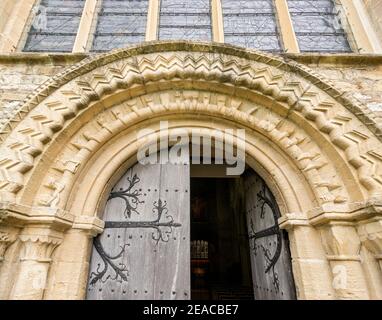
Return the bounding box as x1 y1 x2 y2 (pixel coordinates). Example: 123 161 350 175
159 0 212 41
92 0 149 52
23 0 85 52
287 0 351 52
222 0 282 52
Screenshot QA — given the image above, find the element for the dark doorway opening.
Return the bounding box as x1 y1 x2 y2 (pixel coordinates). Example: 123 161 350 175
190 178 254 300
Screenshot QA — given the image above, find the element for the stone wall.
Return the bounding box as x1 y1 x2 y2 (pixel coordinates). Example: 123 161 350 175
318 64 382 114
290 55 382 120
0 54 86 127
1 53 381 125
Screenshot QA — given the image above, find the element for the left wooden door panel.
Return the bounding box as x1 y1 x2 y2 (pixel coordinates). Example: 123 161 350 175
86 162 190 300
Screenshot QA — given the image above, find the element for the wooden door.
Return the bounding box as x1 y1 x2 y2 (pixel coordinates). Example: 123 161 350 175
244 171 296 300
87 162 190 300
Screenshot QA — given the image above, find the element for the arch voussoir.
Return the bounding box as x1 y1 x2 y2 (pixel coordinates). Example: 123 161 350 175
16 90 354 216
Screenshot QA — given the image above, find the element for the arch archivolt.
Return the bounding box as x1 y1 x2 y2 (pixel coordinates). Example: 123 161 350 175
24 89 351 216
0 45 381 208
1 43 382 300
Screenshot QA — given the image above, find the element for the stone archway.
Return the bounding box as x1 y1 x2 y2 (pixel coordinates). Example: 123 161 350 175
0 42 381 300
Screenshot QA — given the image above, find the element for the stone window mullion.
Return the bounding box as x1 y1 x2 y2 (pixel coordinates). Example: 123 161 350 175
274 0 299 53
146 0 160 41
3 0 37 53
73 0 99 53
338 0 382 53
211 0 224 43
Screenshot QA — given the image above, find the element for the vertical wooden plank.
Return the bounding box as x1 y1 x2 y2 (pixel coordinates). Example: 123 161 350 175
86 161 190 300
118 163 161 300
156 162 190 300
244 171 296 300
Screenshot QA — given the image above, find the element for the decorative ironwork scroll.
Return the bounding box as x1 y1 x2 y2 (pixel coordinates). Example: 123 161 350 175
103 199 181 245
107 174 143 219
89 236 129 286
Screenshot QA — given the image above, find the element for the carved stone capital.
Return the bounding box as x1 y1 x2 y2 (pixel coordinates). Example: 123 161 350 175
0 231 16 262
19 233 62 263
320 222 361 258
358 218 382 259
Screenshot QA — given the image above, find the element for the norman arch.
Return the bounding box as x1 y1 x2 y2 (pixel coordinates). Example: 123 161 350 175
0 42 381 300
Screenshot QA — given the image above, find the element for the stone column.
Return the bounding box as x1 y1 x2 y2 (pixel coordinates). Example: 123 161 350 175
45 216 104 300
280 214 335 300
0 208 19 299
0 229 18 299
9 228 62 300
320 222 369 299
0 232 16 268
358 218 382 274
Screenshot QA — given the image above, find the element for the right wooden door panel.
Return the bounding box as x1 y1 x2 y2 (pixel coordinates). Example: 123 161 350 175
244 171 296 300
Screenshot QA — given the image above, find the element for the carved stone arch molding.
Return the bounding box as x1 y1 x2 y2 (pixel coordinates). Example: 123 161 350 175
0 42 382 300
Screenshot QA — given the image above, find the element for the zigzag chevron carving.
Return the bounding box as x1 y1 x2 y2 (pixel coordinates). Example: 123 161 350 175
36 90 348 209
0 43 381 203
